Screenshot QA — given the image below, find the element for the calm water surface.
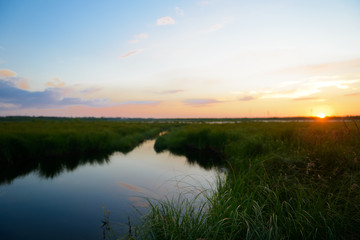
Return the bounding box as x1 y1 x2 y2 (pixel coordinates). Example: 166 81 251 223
0 140 220 240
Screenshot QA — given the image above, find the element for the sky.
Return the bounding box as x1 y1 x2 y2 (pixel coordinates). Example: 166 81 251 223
0 0 360 118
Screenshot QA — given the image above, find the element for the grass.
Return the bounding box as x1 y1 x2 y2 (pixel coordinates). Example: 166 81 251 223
136 121 360 240
1 118 359 239
0 119 171 184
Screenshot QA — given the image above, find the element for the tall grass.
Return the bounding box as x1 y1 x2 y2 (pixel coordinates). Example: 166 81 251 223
0 119 170 184
138 121 360 239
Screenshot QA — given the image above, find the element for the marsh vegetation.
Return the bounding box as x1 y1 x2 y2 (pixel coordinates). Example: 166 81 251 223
1 118 359 239
0 119 169 184
138 121 360 239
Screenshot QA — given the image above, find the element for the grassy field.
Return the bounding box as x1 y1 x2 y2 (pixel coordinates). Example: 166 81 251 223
1 118 359 239
0 119 170 184
136 120 360 240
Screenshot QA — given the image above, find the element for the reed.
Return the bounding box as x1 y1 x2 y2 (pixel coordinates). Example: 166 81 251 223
0 119 170 184
140 121 360 239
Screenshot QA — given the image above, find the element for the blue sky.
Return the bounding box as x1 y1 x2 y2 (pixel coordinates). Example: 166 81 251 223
1 0 360 117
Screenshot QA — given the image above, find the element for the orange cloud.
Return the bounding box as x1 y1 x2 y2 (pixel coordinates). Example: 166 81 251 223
17 79 29 90
0 69 16 77
46 77 66 88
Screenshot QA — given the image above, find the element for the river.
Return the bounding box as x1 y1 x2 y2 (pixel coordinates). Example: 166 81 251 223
0 139 220 240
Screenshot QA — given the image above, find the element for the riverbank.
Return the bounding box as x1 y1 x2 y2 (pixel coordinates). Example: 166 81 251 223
137 121 360 239
0 119 170 184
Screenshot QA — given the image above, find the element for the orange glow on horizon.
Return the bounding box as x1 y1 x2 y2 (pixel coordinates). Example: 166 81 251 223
317 113 326 118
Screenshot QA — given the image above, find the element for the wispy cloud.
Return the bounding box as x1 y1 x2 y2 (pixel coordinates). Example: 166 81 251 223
184 98 221 106
156 16 175 26
0 102 18 109
199 1 209 5
155 89 184 95
202 20 229 33
292 97 321 101
175 7 184 16
128 33 148 44
262 79 358 99
121 100 160 105
79 87 101 94
119 49 142 58
238 96 255 101
344 92 360 97
235 76 360 101
46 77 66 88
275 58 360 75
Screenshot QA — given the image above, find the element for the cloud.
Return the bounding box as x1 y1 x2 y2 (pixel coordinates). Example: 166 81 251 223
128 33 148 44
17 79 29 90
0 70 30 90
155 89 184 94
238 96 255 101
79 87 101 94
156 16 175 26
119 49 142 58
0 102 18 109
0 79 111 110
260 79 358 99
275 58 360 75
202 20 229 33
199 1 209 5
0 69 16 77
292 97 320 101
184 98 221 106
344 92 360 97
46 77 66 88
175 7 184 16
121 100 160 105
235 76 360 101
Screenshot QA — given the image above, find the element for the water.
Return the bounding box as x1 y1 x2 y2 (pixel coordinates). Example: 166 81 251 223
0 140 220 240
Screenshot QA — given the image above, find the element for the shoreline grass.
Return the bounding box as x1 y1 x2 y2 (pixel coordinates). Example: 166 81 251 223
138 121 360 239
0 119 171 184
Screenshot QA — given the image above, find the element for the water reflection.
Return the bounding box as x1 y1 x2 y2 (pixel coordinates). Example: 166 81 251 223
0 152 112 185
0 139 220 240
155 147 224 170
1 138 222 185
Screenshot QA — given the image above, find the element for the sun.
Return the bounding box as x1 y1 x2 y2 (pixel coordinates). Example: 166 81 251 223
317 113 326 118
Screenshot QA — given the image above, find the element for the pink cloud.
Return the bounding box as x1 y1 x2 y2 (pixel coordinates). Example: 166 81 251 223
119 49 142 58
156 16 175 26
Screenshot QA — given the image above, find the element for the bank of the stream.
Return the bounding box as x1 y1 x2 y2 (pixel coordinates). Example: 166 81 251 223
0 120 172 184
135 121 360 240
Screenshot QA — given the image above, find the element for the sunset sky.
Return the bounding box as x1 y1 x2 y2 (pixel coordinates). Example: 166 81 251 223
0 0 360 118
